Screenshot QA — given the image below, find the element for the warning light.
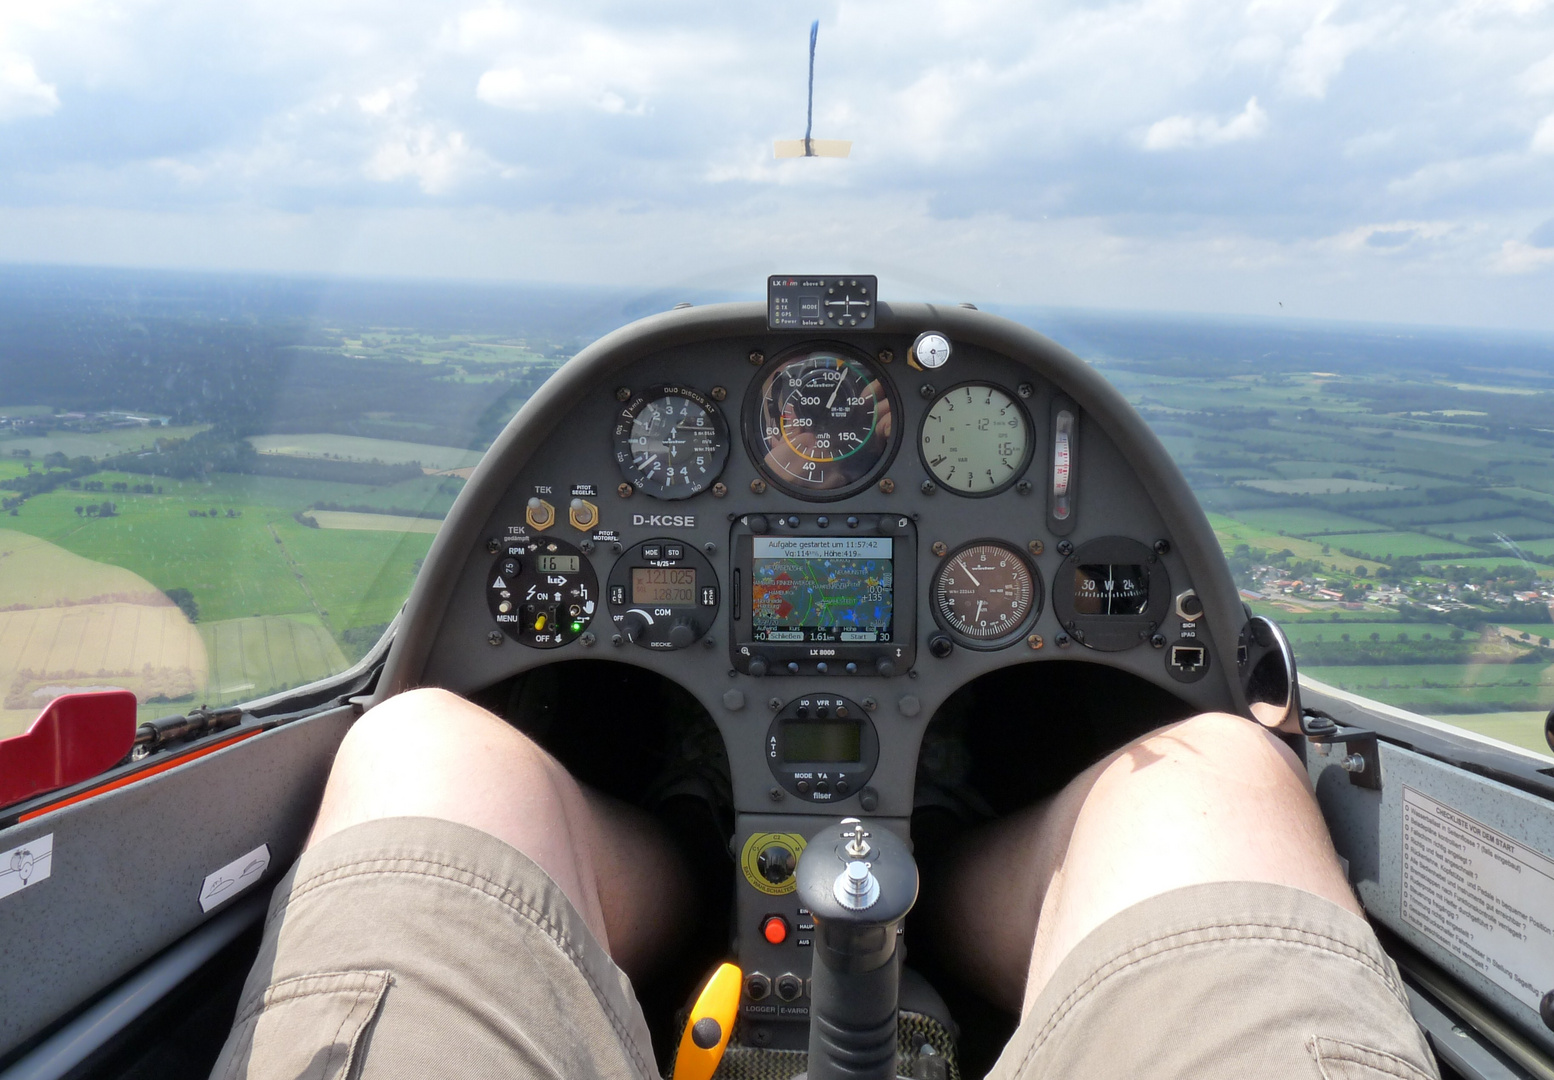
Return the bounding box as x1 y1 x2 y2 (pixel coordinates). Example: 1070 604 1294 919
571 621 585 633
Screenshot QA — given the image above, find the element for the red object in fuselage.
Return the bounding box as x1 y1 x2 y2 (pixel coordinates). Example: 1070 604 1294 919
0 691 137 808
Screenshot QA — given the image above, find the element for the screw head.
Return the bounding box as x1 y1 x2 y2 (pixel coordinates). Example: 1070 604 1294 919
1028 539 1043 556
1055 632 1071 647
1028 634 1043 650
580 632 596 646
750 478 768 494
769 697 782 711
615 386 631 402
579 538 595 553
487 630 504 647
770 786 785 802
1017 383 1034 398
921 480 936 495
617 482 633 498
1154 538 1172 555
486 537 501 554
1016 479 1033 495
878 478 895 494
878 349 894 364
1151 634 1166 648
919 383 936 400
748 350 765 366
931 540 947 557
861 697 877 711
712 482 728 498
710 385 727 401
1056 539 1074 556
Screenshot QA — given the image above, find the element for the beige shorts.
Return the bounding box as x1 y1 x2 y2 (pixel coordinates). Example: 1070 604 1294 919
211 817 1438 1080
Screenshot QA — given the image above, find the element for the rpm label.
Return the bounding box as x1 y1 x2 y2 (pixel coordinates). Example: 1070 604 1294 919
1400 785 1554 1012
740 832 808 896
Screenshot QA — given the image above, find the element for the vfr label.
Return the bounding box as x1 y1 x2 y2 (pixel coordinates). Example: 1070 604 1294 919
632 513 695 527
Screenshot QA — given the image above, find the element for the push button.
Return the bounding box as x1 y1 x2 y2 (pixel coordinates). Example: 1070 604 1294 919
642 544 662 560
762 916 789 945
664 544 685 560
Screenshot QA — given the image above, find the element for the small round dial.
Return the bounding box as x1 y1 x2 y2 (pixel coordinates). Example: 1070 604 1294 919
748 347 896 498
920 383 1032 495
613 386 729 500
932 541 1042 648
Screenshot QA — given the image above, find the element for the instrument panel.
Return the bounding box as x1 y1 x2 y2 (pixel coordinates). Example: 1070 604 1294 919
391 299 1248 1033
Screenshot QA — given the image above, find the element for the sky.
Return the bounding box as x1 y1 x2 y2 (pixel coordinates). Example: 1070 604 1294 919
2 0 1554 330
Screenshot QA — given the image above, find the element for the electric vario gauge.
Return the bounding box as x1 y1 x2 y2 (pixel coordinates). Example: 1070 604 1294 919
606 538 719 650
613 385 730 500
1049 398 1078 534
931 540 1043 649
488 537 598 648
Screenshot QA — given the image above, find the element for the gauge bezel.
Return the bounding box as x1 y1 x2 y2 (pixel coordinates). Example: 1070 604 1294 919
917 381 1036 498
612 384 730 501
930 539 1044 650
743 342 902 502
1051 536 1172 652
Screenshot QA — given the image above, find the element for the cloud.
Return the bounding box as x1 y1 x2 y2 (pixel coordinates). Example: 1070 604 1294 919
1533 112 1554 151
0 52 60 120
1492 239 1554 271
1280 6 1397 99
1143 97 1269 150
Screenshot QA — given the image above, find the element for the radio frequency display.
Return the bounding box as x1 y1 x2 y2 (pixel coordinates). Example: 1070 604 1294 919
751 537 892 643
632 567 696 606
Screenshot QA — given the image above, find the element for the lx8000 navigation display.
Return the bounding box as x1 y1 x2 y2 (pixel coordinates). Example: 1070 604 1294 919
751 537 893 643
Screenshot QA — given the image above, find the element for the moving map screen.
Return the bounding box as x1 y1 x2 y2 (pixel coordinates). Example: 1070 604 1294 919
751 537 892 643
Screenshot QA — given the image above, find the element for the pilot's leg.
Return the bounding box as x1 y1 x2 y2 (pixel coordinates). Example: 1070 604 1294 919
928 712 1438 1080
209 688 691 1080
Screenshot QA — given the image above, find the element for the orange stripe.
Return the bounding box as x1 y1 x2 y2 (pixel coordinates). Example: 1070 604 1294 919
19 729 264 823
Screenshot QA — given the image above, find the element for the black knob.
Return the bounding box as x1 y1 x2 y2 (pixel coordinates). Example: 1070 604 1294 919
748 655 770 677
620 612 649 644
787 661 800 674
691 1017 722 1049
757 845 797 883
749 514 769 533
928 634 954 659
875 656 897 677
667 619 696 649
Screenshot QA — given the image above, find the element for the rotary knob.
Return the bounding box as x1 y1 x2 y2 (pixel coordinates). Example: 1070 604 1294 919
620 611 650 644
667 618 697 649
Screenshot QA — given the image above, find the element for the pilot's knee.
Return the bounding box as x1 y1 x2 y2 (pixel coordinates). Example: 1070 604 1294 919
344 687 533 760
1135 711 1303 783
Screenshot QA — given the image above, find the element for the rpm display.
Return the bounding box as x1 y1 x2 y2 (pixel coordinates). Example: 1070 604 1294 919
748 348 896 498
932 540 1042 648
920 383 1032 495
613 385 729 499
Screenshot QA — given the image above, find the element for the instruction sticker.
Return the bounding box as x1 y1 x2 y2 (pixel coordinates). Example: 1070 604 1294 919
1401 786 1554 1011
0 833 53 901
199 843 271 913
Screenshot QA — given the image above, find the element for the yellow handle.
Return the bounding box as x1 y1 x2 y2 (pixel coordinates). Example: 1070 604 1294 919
671 962 743 1080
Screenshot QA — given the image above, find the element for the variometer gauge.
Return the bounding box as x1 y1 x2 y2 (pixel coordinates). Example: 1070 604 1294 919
746 346 899 500
613 385 730 500
931 540 1043 649
919 383 1034 496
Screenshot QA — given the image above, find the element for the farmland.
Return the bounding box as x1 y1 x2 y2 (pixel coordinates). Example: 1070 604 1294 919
5 277 1554 758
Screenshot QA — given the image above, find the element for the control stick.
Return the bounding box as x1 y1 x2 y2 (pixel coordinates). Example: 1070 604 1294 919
796 817 918 1080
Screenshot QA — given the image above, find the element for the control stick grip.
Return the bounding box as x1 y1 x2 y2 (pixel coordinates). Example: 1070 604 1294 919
796 818 918 1080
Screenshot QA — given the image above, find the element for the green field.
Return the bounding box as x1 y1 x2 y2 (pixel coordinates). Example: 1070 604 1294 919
1448 517 1554 540
1278 622 1469 644
1320 531 1483 558
309 510 442 533
248 433 483 471
199 614 350 705
1507 538 1554 557
0 424 209 459
2 471 435 633
1239 478 1406 494
1230 508 1387 536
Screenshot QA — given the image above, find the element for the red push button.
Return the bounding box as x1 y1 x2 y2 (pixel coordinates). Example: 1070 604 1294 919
762 916 789 945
